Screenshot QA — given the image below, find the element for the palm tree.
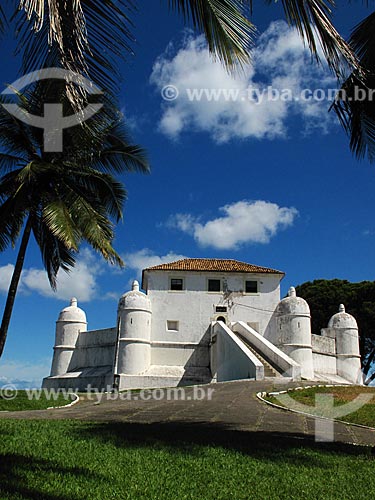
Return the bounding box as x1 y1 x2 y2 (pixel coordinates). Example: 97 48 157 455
0 87 149 358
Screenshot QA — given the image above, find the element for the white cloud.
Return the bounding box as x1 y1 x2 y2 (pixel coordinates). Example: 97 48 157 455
0 264 14 293
0 358 51 389
123 249 187 278
150 20 336 142
169 200 298 250
0 248 102 302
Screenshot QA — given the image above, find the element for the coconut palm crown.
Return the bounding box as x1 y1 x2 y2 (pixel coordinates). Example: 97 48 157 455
0 87 149 357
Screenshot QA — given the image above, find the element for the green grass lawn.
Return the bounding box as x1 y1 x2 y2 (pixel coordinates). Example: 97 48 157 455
0 390 76 411
266 386 375 427
0 419 374 500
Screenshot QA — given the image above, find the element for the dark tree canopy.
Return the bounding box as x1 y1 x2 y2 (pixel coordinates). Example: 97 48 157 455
295 279 375 380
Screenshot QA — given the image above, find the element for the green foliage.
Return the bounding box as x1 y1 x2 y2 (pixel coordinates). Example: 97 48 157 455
0 419 374 499
295 279 375 376
0 390 75 411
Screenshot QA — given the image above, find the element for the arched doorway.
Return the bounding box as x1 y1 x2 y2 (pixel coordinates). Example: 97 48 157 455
217 316 226 324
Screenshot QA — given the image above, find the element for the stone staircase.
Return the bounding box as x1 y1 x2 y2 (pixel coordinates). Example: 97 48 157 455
234 332 282 378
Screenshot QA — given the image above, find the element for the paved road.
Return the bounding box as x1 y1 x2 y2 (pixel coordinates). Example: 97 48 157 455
1 379 374 447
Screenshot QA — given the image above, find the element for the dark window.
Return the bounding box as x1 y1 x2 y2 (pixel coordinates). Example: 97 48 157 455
170 278 183 291
216 306 227 313
208 279 221 292
245 280 258 293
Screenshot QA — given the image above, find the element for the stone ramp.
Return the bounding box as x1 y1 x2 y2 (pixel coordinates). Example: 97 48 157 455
1 380 374 447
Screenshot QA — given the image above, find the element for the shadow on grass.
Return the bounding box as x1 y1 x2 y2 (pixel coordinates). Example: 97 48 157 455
0 453 101 500
0 420 373 500
72 420 374 462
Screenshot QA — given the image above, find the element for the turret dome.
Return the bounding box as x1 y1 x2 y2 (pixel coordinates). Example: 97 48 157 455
276 287 310 316
118 280 151 312
57 298 87 322
328 304 358 329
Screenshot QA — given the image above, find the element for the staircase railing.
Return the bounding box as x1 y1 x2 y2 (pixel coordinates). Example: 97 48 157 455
231 321 301 381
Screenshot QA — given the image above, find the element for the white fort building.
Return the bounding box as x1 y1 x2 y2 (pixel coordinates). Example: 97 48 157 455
43 258 363 390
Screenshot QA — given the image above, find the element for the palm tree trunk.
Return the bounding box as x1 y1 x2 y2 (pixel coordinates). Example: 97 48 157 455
0 216 32 359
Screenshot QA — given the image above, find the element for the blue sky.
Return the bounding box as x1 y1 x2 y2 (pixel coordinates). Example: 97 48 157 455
0 1 374 387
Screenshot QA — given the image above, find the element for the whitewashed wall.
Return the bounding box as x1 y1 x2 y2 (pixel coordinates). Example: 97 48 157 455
144 271 282 369
71 328 117 370
146 271 281 335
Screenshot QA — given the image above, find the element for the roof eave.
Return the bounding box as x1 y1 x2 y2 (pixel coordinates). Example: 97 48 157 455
143 268 285 276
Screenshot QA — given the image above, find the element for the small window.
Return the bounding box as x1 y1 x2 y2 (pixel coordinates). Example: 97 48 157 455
167 320 179 332
208 279 221 292
216 306 227 313
245 280 258 294
170 278 184 291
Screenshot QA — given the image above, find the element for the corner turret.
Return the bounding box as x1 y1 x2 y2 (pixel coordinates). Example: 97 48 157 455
115 280 152 376
50 298 87 376
328 305 362 384
276 286 314 379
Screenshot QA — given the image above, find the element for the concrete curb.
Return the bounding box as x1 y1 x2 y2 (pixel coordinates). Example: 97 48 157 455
257 385 375 432
47 393 80 410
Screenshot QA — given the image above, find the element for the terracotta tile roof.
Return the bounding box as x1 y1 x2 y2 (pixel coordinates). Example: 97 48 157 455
143 258 284 274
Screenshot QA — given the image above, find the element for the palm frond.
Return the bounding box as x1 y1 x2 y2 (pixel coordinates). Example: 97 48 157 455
0 5 6 35
169 0 255 69
0 153 26 174
100 125 150 174
0 175 29 251
32 215 76 289
0 95 39 159
59 168 127 222
18 0 87 72
331 12 375 161
0 203 25 251
66 194 124 266
348 10 375 65
17 0 136 103
266 0 359 76
42 200 80 251
59 108 150 175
